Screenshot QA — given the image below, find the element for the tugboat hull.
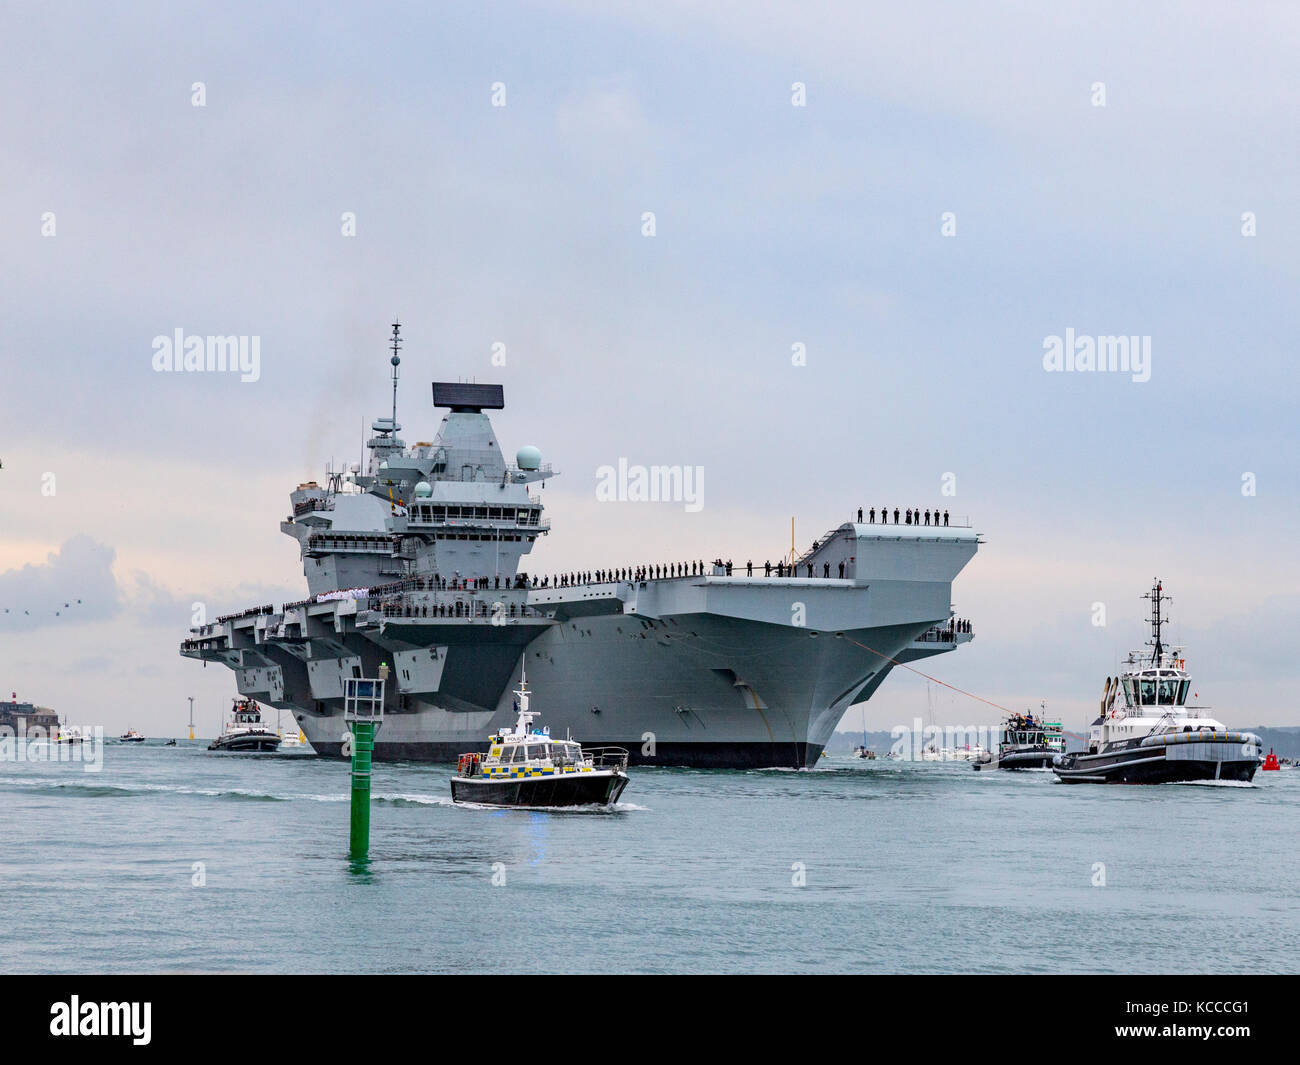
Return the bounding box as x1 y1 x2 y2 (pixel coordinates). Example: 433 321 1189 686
973 749 1056 771
1053 733 1261 784
207 735 282 752
451 771 627 807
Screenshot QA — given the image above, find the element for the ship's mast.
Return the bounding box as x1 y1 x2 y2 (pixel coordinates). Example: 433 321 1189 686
1143 579 1170 664
389 319 402 429
512 660 536 734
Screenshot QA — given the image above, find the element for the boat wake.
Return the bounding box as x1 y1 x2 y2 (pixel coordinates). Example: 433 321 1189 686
0 778 286 801
449 799 646 814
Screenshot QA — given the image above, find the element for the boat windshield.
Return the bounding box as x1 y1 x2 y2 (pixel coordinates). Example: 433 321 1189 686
1136 672 1184 706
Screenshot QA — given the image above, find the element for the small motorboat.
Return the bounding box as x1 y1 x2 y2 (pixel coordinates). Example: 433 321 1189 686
119 729 145 743
451 668 628 807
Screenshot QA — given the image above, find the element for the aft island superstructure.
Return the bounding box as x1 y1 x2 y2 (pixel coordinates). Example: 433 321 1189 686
181 324 981 768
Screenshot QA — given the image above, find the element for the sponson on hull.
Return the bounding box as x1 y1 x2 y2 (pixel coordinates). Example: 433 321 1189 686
450 669 628 807
1053 581 1261 785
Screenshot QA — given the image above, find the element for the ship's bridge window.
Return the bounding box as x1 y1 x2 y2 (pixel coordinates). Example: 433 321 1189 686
1122 678 1136 706
1157 678 1178 705
1138 678 1157 705
525 744 549 761
1177 680 1189 705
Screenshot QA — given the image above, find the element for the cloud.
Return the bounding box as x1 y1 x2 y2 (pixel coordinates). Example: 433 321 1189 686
0 536 121 632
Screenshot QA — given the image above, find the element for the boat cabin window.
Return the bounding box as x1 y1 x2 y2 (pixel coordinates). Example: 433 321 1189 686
525 744 549 760
1133 672 1183 706
1122 678 1136 707
502 744 521 763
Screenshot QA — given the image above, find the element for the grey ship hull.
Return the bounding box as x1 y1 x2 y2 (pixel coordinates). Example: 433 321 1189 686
183 526 979 770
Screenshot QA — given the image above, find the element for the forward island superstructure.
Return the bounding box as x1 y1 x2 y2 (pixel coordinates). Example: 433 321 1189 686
181 324 981 768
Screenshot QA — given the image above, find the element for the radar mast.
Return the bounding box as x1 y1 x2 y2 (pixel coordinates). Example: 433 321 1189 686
389 319 402 431
1143 579 1170 665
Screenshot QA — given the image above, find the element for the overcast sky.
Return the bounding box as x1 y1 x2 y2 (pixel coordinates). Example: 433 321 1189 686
1 2 1297 736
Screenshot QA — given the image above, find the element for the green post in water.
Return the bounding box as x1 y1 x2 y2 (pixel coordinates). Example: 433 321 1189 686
346 665 387 861
349 718 376 859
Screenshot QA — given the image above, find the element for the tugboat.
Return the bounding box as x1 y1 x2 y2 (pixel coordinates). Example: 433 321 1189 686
450 668 629 807
119 728 145 743
208 698 282 752
1053 580 1262 784
973 704 1065 771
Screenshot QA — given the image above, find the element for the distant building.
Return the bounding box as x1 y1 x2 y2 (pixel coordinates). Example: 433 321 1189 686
0 697 60 733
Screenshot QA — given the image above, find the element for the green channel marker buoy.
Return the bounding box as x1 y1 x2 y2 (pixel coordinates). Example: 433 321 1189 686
345 664 388 860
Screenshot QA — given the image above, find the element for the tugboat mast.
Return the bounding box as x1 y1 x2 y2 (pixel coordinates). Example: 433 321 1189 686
1144 578 1170 664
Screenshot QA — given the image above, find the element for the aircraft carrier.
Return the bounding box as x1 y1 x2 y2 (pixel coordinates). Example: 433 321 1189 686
181 324 980 768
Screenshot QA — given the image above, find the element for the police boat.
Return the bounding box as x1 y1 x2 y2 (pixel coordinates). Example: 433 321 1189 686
450 668 629 807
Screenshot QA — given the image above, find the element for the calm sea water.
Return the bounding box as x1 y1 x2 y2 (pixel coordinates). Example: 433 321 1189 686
3 741 1297 974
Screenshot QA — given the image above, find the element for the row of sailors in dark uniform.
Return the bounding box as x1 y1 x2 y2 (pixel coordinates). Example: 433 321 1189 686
413 559 865 592
406 552 985 597
857 506 950 526
544 559 855 585
408 574 528 592
389 599 537 618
